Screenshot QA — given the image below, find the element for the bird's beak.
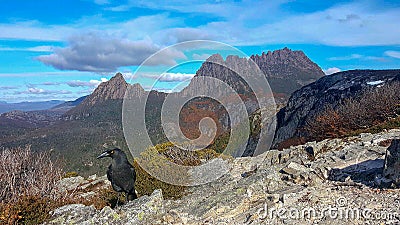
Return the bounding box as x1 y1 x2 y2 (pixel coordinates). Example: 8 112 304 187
97 151 110 159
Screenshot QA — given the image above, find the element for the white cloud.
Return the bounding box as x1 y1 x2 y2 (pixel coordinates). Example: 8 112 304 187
328 54 363 61
66 78 108 87
159 73 195 82
0 20 76 41
28 46 54 52
3 2 400 57
17 88 72 95
192 53 211 60
158 28 212 45
0 45 53 52
328 54 385 62
107 0 285 21
37 33 186 72
41 81 61 85
0 86 19 90
0 13 177 44
26 81 62 88
140 72 195 82
0 71 93 78
195 1 400 46
385 50 400 59
2 0 400 80
28 87 45 93
323 67 341 75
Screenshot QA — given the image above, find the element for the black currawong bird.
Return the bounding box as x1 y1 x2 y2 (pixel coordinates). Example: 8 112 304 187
97 148 138 201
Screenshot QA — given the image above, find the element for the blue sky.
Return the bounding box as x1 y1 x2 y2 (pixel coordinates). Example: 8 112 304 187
1 0 400 102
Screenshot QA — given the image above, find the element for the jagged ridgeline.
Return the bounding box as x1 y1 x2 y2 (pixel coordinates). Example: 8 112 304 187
0 48 324 176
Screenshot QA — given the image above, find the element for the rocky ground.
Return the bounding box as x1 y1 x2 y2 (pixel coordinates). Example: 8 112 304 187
45 129 400 224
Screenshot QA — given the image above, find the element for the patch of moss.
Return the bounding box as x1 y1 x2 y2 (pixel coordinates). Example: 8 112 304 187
63 171 79 178
137 211 145 221
133 159 187 199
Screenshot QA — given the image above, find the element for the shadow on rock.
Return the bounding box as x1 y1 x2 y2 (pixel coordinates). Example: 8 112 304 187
328 159 390 188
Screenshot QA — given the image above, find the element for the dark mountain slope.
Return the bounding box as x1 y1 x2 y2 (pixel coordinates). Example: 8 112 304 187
273 69 400 148
50 95 87 112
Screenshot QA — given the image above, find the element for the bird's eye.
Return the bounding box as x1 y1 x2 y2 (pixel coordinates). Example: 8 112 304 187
111 150 114 154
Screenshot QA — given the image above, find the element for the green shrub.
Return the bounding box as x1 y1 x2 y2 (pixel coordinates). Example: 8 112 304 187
133 142 226 199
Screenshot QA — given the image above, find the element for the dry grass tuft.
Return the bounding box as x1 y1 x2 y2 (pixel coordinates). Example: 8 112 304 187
0 146 65 224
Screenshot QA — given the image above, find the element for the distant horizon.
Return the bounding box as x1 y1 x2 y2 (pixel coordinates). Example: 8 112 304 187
3 66 400 104
1 0 400 102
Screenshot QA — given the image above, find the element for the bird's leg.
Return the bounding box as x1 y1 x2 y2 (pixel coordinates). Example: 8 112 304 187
116 192 121 207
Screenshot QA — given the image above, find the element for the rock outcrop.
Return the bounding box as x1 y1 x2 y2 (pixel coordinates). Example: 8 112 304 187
273 69 400 147
46 190 163 225
384 139 400 186
47 129 400 224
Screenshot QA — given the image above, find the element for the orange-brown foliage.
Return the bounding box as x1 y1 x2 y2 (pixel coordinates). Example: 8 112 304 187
303 82 400 141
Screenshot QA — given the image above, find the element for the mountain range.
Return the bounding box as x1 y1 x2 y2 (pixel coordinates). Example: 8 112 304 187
0 100 65 114
2 48 397 176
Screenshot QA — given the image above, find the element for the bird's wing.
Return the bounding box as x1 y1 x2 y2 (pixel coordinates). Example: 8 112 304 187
107 164 123 192
106 164 112 181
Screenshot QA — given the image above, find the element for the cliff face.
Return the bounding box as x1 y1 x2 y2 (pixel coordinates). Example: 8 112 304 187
72 73 129 107
251 47 324 97
250 47 324 80
65 73 146 118
192 47 324 105
273 69 400 148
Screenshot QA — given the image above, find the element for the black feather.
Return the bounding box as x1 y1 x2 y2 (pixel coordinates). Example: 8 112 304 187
98 148 137 201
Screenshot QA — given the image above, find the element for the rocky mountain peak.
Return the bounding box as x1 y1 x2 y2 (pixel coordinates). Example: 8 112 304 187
109 72 125 84
205 53 224 63
79 73 129 106
250 47 323 75
64 73 147 118
191 48 324 105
